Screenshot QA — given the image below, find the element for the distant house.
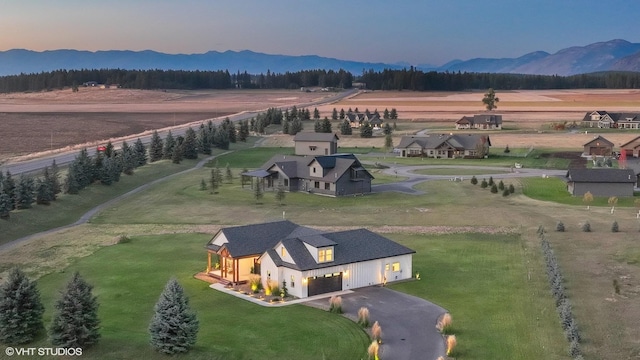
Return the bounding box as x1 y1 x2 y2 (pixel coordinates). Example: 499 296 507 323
396 134 491 158
455 114 503 130
293 132 339 156
620 135 640 158
205 220 415 298
582 135 614 156
581 111 640 129
346 112 382 128
243 153 373 196
566 168 637 197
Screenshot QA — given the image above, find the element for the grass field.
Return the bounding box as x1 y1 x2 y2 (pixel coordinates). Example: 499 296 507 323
30 233 370 360
389 233 567 359
521 177 640 207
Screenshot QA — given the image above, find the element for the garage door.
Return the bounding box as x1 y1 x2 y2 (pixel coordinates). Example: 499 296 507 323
308 272 342 297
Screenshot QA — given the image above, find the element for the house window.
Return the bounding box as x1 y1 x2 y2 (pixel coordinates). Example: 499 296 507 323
284 179 289 186
281 247 286 258
385 263 390 271
291 275 295 288
309 146 317 151
318 248 333 262
314 181 320 188
313 167 316 173
392 262 401 272
324 182 330 190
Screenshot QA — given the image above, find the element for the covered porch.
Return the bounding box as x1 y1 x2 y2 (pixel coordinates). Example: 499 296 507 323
206 248 261 285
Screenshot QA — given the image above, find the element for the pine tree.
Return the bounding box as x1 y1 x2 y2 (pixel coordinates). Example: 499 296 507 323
275 182 286 205
332 108 338 120
213 126 230 150
104 141 114 158
383 122 393 135
49 160 62 195
3 171 17 210
149 279 199 355
172 144 184 164
314 119 322 133
182 128 198 159
313 107 320 120
282 118 290 134
360 121 373 138
149 130 164 162
339 108 345 119
64 166 80 194
289 118 303 135
321 117 332 133
390 108 398 120
49 272 100 348
0 268 45 344
134 138 148 167
15 175 35 209
0 193 11 219
100 157 115 185
384 134 393 151
254 181 263 203
383 108 390 120
35 178 54 205
340 120 352 135
199 178 207 191
163 131 176 160
209 168 219 193
225 164 233 183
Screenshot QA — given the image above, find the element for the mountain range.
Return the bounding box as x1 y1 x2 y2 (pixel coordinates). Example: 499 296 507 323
1 39 639 77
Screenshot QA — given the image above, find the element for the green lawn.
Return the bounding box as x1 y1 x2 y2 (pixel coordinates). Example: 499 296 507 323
412 168 509 176
389 233 567 360
520 177 640 207
32 233 370 360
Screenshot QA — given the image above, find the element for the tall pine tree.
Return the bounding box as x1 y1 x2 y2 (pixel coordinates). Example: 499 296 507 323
134 138 148 167
0 268 45 344
149 279 199 355
182 128 198 159
163 131 176 160
49 272 100 348
149 130 164 162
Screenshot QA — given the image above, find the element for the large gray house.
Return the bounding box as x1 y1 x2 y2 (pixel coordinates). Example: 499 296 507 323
396 134 491 158
293 132 339 156
455 114 503 130
243 153 373 196
566 168 637 197
205 220 415 298
581 111 640 129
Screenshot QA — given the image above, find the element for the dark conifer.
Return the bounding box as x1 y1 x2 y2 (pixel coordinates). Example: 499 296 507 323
149 130 164 162
149 279 199 354
133 138 147 167
0 268 45 344
163 131 176 160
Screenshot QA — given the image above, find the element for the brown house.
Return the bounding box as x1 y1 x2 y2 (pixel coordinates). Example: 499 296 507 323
396 134 491 158
455 114 503 130
293 132 339 156
582 136 614 156
620 136 640 158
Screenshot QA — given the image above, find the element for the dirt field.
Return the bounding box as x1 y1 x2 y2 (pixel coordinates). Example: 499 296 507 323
3 88 640 161
0 88 330 160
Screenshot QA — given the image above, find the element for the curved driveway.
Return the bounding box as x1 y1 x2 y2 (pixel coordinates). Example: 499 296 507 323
306 286 447 360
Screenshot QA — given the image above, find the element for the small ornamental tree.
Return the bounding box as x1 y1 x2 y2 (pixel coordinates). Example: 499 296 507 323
582 221 591 232
49 272 100 348
611 220 619 233
254 182 263 203
502 188 510 197
504 145 511 153
149 130 164 162
498 180 505 190
275 182 286 205
480 179 488 188
470 176 478 185
488 176 494 186
340 120 352 135
0 193 11 219
149 279 199 355
0 268 45 344
482 88 500 111
508 183 515 194
556 221 565 232
583 191 593 210
490 184 498 193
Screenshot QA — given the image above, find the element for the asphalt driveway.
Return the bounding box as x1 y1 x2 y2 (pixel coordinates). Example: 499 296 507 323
305 286 447 360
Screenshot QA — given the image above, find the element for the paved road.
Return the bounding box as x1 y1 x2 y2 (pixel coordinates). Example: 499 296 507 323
306 286 447 360
373 164 568 194
0 88 357 176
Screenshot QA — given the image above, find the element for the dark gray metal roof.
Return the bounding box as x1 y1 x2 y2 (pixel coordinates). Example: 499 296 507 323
397 134 490 150
242 169 272 178
566 168 636 183
293 132 339 142
271 228 416 271
300 234 337 247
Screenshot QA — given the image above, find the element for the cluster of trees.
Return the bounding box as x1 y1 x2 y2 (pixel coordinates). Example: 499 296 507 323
0 162 61 219
539 229 583 359
0 269 198 355
471 176 515 196
0 68 352 93
247 106 312 135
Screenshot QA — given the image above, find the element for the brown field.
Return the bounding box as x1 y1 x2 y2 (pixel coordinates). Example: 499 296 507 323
3 88 640 162
0 88 331 160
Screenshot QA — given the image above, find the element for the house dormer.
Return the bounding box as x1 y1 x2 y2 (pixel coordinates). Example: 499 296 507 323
300 234 337 263
276 242 295 264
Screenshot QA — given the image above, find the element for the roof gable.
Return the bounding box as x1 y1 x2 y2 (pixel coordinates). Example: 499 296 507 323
583 135 614 147
293 132 339 142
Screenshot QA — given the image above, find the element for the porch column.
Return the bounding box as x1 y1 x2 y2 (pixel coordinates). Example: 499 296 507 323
233 259 239 283
207 252 212 272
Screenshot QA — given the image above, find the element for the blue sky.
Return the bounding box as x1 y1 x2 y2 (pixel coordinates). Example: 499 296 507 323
1 0 639 66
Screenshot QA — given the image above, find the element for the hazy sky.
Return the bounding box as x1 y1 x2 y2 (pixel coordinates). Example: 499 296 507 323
2 1 639 66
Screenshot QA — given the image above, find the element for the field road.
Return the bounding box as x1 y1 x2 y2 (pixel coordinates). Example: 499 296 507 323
0 88 357 176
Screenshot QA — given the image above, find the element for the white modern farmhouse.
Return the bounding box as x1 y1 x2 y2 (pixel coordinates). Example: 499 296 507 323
205 221 415 298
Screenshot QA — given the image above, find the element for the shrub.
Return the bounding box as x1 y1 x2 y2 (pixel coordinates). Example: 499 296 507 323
556 221 565 232
498 180 505 190
371 321 382 343
357 307 370 328
508 183 515 193
569 339 581 357
490 184 498 193
264 280 276 296
436 313 452 334
611 220 619 232
248 275 261 293
504 145 510 153
613 279 620 295
446 335 457 356
470 176 478 185
329 296 343 314
581 222 591 232
488 176 494 186
502 188 510 197
367 341 379 360
480 179 488 188
117 234 131 244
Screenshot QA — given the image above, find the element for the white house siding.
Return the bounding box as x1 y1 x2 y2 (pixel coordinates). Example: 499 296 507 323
211 232 228 247
258 253 280 290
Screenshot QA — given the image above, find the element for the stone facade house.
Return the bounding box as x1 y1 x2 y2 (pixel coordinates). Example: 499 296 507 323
396 134 491 158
